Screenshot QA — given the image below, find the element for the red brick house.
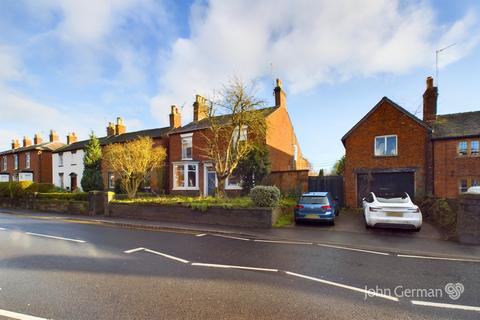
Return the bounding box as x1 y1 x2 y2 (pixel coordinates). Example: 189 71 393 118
0 131 65 184
342 76 480 207
168 79 309 196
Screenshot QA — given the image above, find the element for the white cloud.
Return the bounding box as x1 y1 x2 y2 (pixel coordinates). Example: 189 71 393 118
0 45 23 82
151 0 480 125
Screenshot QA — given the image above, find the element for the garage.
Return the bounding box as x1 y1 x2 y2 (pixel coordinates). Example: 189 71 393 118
356 171 415 206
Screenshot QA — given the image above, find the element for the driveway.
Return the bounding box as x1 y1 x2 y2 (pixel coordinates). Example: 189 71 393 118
292 209 444 240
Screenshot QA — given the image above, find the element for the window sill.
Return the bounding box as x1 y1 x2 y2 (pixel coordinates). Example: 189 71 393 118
374 155 398 157
181 158 193 161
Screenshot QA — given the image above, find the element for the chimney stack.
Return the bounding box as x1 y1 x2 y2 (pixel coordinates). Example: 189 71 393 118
193 95 208 122
34 133 42 145
274 78 286 109
115 117 126 135
169 105 181 128
22 136 32 147
67 132 77 145
49 130 59 142
11 139 20 150
106 122 115 136
423 76 438 123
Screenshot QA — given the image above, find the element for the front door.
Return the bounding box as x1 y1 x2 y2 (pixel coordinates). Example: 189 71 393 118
205 166 216 197
70 174 77 191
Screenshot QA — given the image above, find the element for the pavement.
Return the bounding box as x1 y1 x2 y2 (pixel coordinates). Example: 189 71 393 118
0 208 478 260
0 212 479 320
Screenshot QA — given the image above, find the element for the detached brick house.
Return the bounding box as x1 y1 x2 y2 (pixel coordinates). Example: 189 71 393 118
52 114 180 192
0 131 64 183
343 76 480 207
168 79 309 196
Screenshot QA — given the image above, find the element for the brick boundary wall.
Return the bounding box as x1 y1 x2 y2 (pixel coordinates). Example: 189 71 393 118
456 194 480 244
0 198 88 215
107 203 280 228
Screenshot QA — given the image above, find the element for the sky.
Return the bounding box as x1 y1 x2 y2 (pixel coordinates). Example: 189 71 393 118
1 0 479 172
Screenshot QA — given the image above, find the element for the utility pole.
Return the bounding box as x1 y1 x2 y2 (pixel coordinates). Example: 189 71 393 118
436 43 456 87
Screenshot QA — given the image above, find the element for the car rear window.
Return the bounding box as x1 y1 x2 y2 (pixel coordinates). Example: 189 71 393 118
300 196 328 204
376 192 409 203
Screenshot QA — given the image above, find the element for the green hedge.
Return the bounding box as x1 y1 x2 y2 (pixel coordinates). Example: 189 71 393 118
0 182 73 199
249 186 281 207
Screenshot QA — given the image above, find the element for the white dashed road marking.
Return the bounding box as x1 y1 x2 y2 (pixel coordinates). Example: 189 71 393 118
254 239 313 245
195 233 206 237
210 234 250 241
25 232 86 243
191 262 278 272
397 254 480 263
411 300 480 312
124 247 145 254
285 271 399 302
0 227 6 230
0 308 49 320
317 243 390 256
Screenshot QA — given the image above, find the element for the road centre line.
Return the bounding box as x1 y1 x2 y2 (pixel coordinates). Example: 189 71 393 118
411 300 480 312
397 254 480 263
254 239 313 245
191 262 278 272
144 248 190 264
317 243 390 256
0 308 49 320
196 233 206 237
210 234 250 241
285 271 399 302
25 232 86 243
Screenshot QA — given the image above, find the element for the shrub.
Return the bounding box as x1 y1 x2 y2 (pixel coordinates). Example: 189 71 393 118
25 183 57 194
7 181 34 198
0 182 9 197
36 192 88 201
249 186 281 207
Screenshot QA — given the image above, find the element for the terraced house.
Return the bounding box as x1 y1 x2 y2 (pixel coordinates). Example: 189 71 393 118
168 79 310 196
52 114 180 192
343 76 480 207
0 131 64 183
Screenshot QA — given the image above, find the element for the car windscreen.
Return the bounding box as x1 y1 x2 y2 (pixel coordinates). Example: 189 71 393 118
300 196 328 204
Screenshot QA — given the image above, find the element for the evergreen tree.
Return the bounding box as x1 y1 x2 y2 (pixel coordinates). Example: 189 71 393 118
81 132 104 191
236 145 271 195
318 169 325 176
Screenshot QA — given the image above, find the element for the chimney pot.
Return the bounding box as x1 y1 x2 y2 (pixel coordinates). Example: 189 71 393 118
107 122 115 136
22 136 32 147
11 139 20 149
426 76 434 89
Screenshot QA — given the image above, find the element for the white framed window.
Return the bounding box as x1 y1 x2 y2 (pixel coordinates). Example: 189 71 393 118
232 126 248 142
458 141 468 156
2 156 6 171
173 162 198 190
25 152 30 169
471 141 479 156
108 172 115 189
59 173 64 189
459 179 468 193
293 144 298 161
181 133 193 160
58 153 64 166
13 154 18 170
375 135 397 156
226 173 242 190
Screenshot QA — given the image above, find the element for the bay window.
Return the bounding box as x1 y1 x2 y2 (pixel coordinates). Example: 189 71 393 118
173 163 198 189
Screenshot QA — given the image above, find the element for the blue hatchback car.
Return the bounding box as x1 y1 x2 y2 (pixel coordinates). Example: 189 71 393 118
294 192 339 225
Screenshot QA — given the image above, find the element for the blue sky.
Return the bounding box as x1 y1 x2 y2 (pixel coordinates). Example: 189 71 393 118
1 0 479 172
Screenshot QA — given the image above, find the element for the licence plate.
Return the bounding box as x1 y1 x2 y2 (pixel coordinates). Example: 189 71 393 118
306 214 319 219
386 212 403 217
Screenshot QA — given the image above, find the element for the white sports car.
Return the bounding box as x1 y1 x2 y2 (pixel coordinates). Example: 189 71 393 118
363 192 422 231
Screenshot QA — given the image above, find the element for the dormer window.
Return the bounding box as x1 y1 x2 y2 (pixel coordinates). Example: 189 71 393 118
181 133 193 160
375 135 397 156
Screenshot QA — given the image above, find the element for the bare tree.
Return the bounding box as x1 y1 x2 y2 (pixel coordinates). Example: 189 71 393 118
103 137 166 198
200 79 267 197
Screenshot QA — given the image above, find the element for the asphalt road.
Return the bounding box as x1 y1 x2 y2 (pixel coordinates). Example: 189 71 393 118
0 213 478 320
